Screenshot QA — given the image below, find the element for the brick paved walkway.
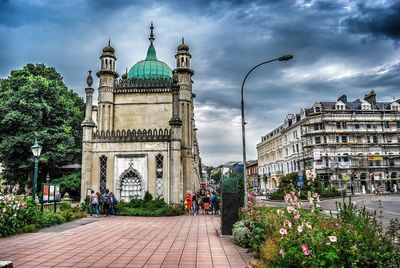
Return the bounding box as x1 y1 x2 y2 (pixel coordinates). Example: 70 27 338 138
0 215 250 267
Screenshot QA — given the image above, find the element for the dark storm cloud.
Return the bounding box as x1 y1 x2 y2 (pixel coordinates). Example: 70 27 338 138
344 2 400 41
1 0 399 166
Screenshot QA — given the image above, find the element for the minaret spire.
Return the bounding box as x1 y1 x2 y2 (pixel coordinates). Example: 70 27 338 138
182 37 184 44
108 38 111 46
149 22 155 43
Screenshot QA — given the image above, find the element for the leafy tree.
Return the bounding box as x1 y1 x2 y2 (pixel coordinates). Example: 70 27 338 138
211 171 222 184
51 172 81 200
0 64 84 189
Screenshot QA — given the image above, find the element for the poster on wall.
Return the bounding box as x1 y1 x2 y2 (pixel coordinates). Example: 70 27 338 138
43 184 49 201
55 185 61 201
49 185 55 201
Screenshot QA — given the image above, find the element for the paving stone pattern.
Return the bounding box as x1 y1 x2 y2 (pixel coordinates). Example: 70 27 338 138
0 215 250 267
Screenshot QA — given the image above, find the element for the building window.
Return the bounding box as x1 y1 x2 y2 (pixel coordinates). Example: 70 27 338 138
336 136 340 143
384 122 390 128
99 155 107 194
119 167 143 201
397 122 400 129
341 136 347 143
373 135 378 143
389 159 395 166
355 123 360 129
296 144 299 152
155 154 164 198
336 122 341 129
315 136 321 144
367 124 371 129
342 122 347 129
367 136 371 143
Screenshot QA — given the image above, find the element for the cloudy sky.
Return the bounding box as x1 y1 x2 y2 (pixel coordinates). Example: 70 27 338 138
1 0 400 166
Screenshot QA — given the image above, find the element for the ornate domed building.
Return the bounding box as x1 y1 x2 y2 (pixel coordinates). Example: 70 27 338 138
81 24 202 203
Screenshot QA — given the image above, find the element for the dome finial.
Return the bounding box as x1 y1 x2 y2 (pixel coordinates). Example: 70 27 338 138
182 37 184 44
108 38 111 46
149 22 155 43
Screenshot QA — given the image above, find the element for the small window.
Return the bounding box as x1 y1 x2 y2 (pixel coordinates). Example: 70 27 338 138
372 136 378 143
355 123 360 129
342 122 347 129
367 136 371 143
367 124 371 129
314 124 319 130
397 122 400 129
384 122 390 128
336 122 341 129
336 136 340 143
315 136 321 144
315 106 321 112
341 136 347 143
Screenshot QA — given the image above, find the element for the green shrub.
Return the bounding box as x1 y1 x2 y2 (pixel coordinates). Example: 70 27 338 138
143 191 153 202
40 212 66 227
233 220 252 248
60 209 73 221
20 224 37 233
60 201 72 211
118 203 183 217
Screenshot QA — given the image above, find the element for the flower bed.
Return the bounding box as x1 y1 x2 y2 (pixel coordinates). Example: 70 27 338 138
234 171 400 267
0 187 87 238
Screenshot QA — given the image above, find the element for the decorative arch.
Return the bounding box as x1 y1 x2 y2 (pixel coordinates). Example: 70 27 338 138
117 164 144 201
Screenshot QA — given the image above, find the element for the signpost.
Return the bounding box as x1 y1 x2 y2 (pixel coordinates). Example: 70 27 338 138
41 183 61 212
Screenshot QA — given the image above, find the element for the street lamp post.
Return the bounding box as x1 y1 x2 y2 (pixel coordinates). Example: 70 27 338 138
241 55 293 207
31 140 42 203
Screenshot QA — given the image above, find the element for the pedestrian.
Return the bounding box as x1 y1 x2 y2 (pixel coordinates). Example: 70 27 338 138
192 192 197 216
89 190 100 218
110 192 118 216
103 189 112 216
211 192 217 214
185 192 192 215
202 194 210 214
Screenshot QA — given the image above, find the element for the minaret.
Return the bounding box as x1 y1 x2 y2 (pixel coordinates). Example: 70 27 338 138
174 38 194 196
169 70 182 203
81 71 95 202
96 39 118 133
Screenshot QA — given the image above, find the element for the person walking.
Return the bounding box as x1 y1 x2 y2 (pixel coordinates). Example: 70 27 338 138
103 189 112 216
89 190 100 218
110 192 117 216
210 192 217 214
192 192 197 216
202 194 210 215
185 192 192 215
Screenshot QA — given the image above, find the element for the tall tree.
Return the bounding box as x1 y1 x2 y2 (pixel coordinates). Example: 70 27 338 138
0 64 84 189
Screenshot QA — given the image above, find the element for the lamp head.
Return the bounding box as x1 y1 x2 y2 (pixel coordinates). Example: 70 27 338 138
31 140 42 157
278 55 294 61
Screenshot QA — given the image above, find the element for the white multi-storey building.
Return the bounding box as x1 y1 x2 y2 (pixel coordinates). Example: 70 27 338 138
257 91 400 193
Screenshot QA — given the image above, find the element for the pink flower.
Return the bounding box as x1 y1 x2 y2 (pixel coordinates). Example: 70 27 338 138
294 213 300 220
297 225 303 233
284 220 292 228
279 228 288 235
287 206 295 213
301 244 310 256
279 248 285 257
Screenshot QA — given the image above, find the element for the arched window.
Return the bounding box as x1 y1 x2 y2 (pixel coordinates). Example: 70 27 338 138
155 154 163 197
105 59 108 69
119 166 143 201
99 155 107 194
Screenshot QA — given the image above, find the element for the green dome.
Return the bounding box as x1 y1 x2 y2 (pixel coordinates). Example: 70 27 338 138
128 43 172 80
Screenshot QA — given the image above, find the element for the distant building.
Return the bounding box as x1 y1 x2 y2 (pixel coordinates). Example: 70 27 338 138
257 90 400 193
246 160 258 190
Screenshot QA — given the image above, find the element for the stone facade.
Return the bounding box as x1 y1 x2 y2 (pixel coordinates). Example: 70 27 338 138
81 26 201 203
257 91 400 193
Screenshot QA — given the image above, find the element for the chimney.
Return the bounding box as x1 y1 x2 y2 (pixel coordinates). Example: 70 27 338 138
364 90 377 105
